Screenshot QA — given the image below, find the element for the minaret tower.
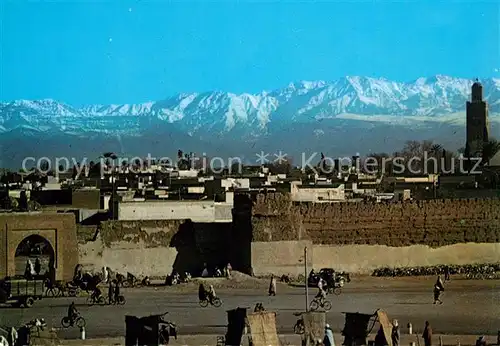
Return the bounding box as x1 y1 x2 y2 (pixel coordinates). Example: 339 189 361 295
465 79 489 156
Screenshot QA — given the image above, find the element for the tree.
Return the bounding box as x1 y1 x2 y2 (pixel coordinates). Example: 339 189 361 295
481 139 500 166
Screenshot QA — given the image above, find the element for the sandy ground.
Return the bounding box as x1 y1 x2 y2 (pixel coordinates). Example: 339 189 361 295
1 275 499 340
33 333 500 346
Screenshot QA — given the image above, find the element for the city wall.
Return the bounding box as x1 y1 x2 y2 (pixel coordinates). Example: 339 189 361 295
247 193 500 274
250 193 500 246
74 194 500 276
251 241 500 275
77 220 232 277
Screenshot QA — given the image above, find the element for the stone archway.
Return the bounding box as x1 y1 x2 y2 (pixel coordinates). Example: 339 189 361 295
15 234 55 279
7 229 58 281
0 213 79 282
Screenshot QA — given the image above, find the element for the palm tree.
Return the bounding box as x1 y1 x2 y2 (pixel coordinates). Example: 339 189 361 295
481 139 500 166
429 144 443 156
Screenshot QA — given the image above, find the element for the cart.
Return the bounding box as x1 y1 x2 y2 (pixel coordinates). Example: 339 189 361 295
341 309 393 346
0 277 44 308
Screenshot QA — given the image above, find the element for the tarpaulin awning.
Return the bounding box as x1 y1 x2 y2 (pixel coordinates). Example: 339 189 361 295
247 311 280 346
302 311 326 345
376 310 393 346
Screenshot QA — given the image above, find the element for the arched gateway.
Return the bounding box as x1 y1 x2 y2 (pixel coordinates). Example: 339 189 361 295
0 213 78 282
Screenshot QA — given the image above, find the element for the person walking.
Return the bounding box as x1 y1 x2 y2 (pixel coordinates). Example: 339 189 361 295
422 321 432 346
102 266 109 283
268 275 277 296
108 281 114 304
391 319 400 346
433 276 444 304
114 280 121 304
34 258 41 276
444 266 450 281
323 324 335 346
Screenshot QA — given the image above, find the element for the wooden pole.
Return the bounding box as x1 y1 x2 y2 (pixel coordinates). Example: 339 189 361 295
304 247 309 312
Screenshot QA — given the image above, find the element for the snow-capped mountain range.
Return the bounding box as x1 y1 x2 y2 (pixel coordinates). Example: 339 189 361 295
0 75 499 167
1 75 499 136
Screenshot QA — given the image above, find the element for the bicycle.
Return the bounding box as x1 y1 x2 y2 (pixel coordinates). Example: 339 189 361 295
86 294 106 306
61 315 86 329
45 286 61 298
309 297 332 311
199 297 222 307
326 286 342 296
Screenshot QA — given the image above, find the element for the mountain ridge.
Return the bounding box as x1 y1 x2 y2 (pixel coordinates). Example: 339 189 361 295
1 75 499 168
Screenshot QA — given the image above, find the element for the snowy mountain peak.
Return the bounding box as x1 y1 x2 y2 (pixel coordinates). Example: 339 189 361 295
1 75 499 137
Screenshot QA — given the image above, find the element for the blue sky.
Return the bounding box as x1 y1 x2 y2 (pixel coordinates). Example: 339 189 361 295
0 0 498 105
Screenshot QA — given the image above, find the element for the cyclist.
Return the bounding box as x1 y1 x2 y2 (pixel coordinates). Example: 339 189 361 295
315 278 327 303
90 286 102 303
67 302 78 324
198 283 207 302
207 285 217 305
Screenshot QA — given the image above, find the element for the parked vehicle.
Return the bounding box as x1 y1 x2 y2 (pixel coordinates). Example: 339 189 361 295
308 268 350 292
0 277 44 308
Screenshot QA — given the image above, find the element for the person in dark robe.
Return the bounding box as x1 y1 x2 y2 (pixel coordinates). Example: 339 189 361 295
34 258 41 276
198 283 206 301
392 319 400 346
444 266 450 281
108 281 114 304
268 275 276 296
475 336 487 346
114 280 120 303
159 325 170 345
433 276 444 304
422 321 432 346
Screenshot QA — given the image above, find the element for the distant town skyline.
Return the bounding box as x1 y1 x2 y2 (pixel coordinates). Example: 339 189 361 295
1 0 499 106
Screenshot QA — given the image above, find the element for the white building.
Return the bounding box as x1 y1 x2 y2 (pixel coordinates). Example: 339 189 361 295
116 192 233 222
290 181 345 202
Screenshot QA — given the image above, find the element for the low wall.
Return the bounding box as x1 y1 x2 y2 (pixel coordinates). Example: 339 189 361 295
77 219 232 277
251 241 500 275
313 243 500 274
79 237 177 277
251 241 313 276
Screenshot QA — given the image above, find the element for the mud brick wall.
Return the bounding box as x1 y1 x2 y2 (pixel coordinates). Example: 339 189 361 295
251 193 500 247
97 220 182 247
77 220 233 277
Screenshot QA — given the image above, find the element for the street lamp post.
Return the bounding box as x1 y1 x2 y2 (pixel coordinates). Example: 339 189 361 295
304 246 309 312
112 169 116 220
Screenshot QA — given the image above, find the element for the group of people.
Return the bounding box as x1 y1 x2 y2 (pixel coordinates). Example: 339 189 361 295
89 280 121 304
201 263 232 278
24 258 42 279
